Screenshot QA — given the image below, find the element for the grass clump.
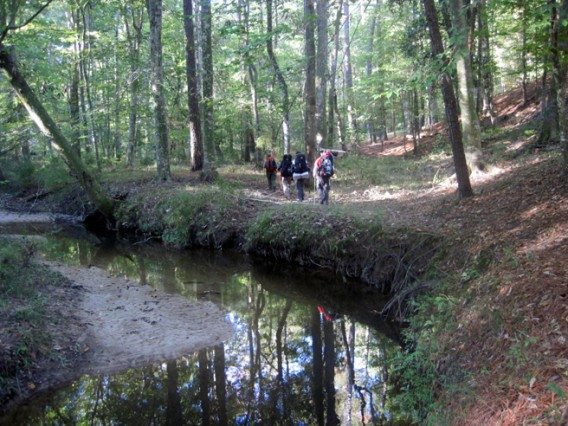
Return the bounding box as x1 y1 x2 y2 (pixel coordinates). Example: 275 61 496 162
161 188 240 248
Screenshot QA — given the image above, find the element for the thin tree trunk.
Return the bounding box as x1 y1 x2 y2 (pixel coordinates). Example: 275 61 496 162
304 0 317 165
0 46 116 218
365 6 378 144
113 19 121 159
266 0 291 154
316 0 328 149
122 5 144 167
201 0 215 161
327 0 344 149
422 0 474 198
147 0 171 180
184 0 204 171
80 4 100 169
554 0 568 170
342 0 358 144
477 0 496 125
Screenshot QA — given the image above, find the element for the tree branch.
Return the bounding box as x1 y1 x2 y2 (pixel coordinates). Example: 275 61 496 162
0 0 55 45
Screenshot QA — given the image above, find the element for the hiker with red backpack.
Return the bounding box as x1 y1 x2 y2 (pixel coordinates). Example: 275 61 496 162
314 150 335 205
264 152 278 191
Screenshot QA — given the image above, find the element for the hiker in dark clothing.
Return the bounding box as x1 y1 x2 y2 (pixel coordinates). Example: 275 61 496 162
292 151 310 202
314 150 334 204
278 154 294 199
264 153 278 190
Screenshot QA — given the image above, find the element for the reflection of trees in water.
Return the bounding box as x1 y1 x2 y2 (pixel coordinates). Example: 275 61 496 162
22 235 403 424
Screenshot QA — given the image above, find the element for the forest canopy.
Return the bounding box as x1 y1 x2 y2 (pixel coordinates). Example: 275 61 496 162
0 0 566 202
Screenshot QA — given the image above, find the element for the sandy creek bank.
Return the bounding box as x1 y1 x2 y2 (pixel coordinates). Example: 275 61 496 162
0 210 233 414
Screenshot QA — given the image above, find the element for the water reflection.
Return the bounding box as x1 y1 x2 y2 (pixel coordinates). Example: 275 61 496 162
2 229 412 425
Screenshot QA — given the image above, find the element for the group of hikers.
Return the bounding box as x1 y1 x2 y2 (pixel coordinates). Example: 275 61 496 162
263 150 335 204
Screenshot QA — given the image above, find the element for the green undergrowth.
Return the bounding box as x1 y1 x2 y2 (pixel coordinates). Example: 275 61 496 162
0 237 64 406
116 186 247 248
337 153 453 190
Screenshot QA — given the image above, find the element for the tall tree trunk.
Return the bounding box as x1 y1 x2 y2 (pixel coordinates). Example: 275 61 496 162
477 0 496 125
342 0 358 144
365 6 378 144
554 0 568 171
201 0 215 161
79 4 100 169
449 0 482 150
315 0 328 149
422 0 474 198
147 0 171 180
520 0 529 104
113 19 121 159
304 0 317 165
267 0 291 154
122 4 144 167
67 8 81 156
238 0 257 162
184 0 204 171
327 0 345 149
537 0 562 147
0 46 116 218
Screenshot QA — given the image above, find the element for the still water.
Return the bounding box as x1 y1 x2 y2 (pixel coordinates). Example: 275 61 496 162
2 224 410 425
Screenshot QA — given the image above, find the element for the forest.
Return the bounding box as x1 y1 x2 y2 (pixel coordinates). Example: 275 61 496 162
0 0 567 424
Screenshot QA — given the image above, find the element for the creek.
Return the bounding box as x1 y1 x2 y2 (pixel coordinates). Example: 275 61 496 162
1 221 413 425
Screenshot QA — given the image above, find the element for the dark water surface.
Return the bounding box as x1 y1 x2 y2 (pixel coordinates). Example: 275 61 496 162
2 224 412 425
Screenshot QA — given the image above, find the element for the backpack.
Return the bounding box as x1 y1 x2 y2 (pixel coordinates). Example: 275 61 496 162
265 157 277 173
319 156 334 177
280 157 293 177
294 153 308 173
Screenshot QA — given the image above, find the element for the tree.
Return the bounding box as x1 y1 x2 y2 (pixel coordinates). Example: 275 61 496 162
304 0 317 165
0 46 116 218
422 0 473 198
266 0 291 154
184 0 204 171
342 0 358 144
121 2 145 167
315 0 328 149
147 0 171 180
449 0 482 151
201 0 216 161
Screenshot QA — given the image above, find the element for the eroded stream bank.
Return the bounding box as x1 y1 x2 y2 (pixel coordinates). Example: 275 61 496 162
1 217 414 424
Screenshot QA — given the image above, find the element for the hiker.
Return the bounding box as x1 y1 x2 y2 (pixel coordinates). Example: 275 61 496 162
314 150 334 205
292 151 310 202
278 153 294 199
263 152 278 191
